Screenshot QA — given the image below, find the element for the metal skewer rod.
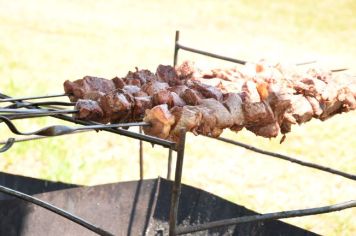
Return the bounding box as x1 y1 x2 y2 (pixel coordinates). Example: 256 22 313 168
0 131 89 146
0 108 77 114
175 31 246 65
0 116 150 136
331 68 348 72
175 31 321 67
0 93 68 103
3 111 77 121
0 110 78 121
295 60 317 66
0 130 100 153
215 136 356 181
0 92 176 149
5 101 76 109
0 138 15 153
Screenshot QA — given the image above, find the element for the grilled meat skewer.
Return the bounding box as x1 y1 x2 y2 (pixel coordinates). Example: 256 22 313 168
63 60 356 142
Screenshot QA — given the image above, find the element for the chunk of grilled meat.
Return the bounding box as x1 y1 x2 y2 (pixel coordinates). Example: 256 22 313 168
64 76 116 102
143 104 175 139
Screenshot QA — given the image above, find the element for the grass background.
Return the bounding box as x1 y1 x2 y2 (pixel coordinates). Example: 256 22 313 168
0 0 355 235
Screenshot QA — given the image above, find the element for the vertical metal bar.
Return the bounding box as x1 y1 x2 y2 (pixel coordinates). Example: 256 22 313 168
173 30 180 66
167 148 173 180
139 127 144 180
168 129 186 236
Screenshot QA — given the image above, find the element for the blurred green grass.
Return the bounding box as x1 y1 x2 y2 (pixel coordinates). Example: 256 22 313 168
0 0 355 235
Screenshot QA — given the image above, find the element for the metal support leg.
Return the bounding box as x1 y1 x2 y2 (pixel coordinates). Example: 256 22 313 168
173 31 180 66
167 148 173 180
168 129 186 236
139 127 144 180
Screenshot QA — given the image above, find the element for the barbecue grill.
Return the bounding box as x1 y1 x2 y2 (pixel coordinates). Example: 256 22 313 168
0 31 355 236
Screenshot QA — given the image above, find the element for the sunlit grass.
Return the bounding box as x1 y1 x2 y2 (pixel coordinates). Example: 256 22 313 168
0 0 355 235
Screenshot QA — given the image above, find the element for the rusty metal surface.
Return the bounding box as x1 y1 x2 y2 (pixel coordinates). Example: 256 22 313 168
149 178 319 236
0 177 158 236
0 176 318 236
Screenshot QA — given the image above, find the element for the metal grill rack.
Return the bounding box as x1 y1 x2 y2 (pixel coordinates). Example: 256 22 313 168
0 30 355 236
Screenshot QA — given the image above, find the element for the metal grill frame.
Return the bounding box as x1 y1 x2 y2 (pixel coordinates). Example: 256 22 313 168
0 30 354 236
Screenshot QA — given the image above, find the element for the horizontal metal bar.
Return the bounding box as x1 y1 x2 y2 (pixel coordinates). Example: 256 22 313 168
0 108 56 113
54 115 177 150
176 200 356 235
177 42 318 68
0 92 176 149
3 111 78 120
0 184 114 236
76 122 151 131
174 32 331 69
6 101 76 109
176 42 247 65
331 68 348 72
0 138 15 153
0 108 77 115
0 93 68 103
0 116 150 136
215 136 356 181
0 131 89 146
295 60 317 66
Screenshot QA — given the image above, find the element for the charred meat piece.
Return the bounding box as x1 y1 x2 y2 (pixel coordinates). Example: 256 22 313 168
156 65 182 86
81 91 106 101
133 90 149 97
171 92 186 107
243 101 275 126
169 106 202 141
175 60 196 79
240 80 275 126
319 87 356 120
64 76 116 102
306 96 323 117
289 95 314 124
74 99 104 122
190 81 223 101
181 88 203 105
99 92 132 123
143 104 175 139
247 121 280 138
223 93 245 131
152 90 186 108
125 69 156 85
240 81 261 103
306 67 332 83
125 78 141 87
112 77 125 89
338 88 356 112
293 77 326 97
121 85 141 95
168 85 188 96
199 98 234 129
202 67 242 81
195 105 220 137
152 90 173 107
266 84 293 124
132 96 153 121
141 81 169 96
